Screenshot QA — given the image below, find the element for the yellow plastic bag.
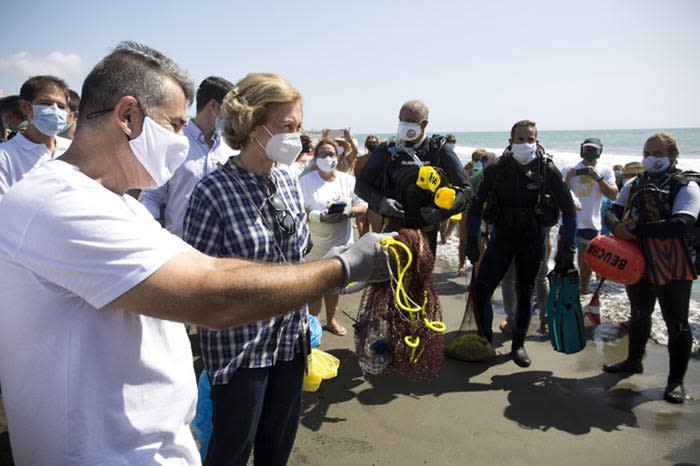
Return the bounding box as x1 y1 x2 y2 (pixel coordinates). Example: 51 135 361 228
302 349 340 392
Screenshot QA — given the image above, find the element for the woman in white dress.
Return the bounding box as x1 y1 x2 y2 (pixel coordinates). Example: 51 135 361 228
300 138 367 336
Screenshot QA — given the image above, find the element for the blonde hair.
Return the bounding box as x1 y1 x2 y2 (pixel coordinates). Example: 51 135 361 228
221 73 302 150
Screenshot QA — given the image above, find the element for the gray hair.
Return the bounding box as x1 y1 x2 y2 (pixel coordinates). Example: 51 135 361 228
400 99 429 122
79 41 194 122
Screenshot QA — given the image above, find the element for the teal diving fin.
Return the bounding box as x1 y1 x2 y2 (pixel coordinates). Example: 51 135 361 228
547 269 587 354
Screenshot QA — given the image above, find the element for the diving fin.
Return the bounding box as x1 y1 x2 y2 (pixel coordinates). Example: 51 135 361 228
547 269 587 354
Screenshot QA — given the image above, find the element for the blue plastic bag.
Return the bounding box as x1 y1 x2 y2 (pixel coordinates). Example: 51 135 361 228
192 371 213 462
309 314 322 348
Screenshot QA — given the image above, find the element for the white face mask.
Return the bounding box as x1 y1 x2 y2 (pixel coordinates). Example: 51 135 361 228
256 125 302 166
129 116 190 188
642 156 671 174
397 121 422 142
316 155 338 173
511 142 537 165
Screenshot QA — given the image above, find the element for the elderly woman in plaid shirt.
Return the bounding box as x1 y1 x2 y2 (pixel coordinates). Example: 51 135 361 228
184 73 311 466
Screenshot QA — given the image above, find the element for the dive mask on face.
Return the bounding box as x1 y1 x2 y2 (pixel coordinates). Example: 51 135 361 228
397 121 422 142
642 156 671 174
129 116 190 188
257 125 303 166
31 104 70 136
511 142 537 165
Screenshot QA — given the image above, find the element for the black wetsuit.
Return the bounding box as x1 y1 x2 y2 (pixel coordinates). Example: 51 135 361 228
467 150 577 344
355 136 470 253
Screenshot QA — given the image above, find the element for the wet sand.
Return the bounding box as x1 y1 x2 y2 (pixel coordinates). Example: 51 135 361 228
289 260 700 466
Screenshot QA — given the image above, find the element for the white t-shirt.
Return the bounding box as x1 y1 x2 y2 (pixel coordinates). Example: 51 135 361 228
0 132 71 199
0 160 199 465
614 175 700 219
139 120 236 238
562 161 616 230
299 169 366 260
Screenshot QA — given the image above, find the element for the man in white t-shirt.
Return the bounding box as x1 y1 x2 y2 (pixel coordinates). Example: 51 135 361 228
0 75 72 199
562 137 618 293
139 76 236 238
0 42 389 466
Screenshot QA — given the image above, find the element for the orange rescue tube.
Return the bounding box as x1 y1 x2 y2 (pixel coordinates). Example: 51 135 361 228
583 235 645 285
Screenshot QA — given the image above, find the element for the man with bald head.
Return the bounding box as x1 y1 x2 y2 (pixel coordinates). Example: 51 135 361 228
356 100 470 254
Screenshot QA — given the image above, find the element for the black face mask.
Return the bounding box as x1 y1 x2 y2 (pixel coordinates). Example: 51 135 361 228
582 152 600 162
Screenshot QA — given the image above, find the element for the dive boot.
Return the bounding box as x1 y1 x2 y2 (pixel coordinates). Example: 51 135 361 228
603 358 643 374
664 383 685 404
512 347 531 368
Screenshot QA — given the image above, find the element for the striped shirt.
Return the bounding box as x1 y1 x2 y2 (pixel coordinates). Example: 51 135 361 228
183 158 309 385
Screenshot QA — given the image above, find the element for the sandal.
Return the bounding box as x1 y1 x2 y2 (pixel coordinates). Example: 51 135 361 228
323 324 347 336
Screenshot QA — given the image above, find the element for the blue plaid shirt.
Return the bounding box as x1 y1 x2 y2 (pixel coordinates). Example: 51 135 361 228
183 158 309 385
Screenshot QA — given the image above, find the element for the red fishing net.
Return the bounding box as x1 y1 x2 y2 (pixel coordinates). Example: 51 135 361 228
353 229 444 382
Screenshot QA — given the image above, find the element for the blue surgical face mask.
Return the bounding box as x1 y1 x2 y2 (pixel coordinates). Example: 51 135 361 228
215 117 224 135
473 161 483 171
31 104 69 136
2 120 8 130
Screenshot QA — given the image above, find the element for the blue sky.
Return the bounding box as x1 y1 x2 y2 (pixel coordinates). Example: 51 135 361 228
1 0 698 133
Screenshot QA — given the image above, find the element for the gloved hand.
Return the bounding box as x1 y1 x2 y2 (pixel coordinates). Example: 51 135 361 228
466 236 480 264
554 243 576 271
320 211 347 223
323 232 396 286
420 206 447 225
378 197 405 218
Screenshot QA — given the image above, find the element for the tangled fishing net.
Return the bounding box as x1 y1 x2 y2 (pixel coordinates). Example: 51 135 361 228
354 229 445 382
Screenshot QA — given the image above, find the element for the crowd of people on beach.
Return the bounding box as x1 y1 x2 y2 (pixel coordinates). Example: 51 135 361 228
0 41 698 465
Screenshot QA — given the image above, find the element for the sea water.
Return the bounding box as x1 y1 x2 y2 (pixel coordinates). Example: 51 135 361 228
356 127 700 172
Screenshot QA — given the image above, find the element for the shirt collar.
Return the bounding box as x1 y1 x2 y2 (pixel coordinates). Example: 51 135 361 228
184 119 220 148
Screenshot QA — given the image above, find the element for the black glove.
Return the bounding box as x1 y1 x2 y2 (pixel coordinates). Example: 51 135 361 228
320 211 347 223
378 197 405 218
466 236 480 264
419 206 448 225
554 243 576 271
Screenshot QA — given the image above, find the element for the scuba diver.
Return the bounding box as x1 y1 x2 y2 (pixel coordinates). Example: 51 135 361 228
355 100 471 255
465 120 577 367
602 132 700 404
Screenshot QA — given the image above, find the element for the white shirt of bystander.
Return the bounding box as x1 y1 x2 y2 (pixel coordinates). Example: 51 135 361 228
139 120 236 238
0 132 71 199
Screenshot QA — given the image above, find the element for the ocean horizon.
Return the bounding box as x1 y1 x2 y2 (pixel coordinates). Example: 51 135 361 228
350 127 700 172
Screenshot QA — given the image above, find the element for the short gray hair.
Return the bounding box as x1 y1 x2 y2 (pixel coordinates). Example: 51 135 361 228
400 99 429 122
79 41 194 121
